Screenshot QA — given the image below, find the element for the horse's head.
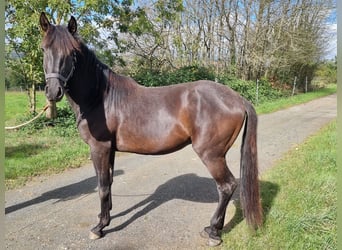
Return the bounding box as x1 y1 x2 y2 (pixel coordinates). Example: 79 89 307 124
40 12 78 102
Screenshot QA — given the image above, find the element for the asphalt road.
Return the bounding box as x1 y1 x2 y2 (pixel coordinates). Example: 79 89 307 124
5 94 336 250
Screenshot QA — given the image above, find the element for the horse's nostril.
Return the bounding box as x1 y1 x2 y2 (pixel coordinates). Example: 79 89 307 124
56 87 64 101
57 87 62 97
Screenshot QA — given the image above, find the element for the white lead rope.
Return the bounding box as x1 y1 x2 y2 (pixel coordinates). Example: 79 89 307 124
5 104 49 130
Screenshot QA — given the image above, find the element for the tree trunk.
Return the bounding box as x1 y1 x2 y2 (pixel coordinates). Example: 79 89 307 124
28 64 36 114
28 85 36 114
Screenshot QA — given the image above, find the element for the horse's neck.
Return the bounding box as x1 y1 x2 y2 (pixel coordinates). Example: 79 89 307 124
67 45 141 123
66 58 120 120
64 48 104 120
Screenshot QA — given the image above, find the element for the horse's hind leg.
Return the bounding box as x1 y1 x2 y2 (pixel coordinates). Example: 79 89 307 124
108 150 115 211
197 154 237 246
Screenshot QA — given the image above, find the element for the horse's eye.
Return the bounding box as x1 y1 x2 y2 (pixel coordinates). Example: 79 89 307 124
41 47 45 52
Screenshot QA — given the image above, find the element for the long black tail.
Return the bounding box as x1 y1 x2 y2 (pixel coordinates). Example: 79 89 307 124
240 99 263 228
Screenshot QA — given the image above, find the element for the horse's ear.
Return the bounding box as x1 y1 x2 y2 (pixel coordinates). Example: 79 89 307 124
68 16 77 35
40 12 50 32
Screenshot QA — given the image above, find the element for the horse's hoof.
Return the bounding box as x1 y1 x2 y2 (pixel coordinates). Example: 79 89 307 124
200 228 222 247
89 231 102 240
200 229 209 239
208 237 222 247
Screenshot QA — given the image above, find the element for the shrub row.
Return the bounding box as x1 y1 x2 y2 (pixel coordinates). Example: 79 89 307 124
133 65 288 104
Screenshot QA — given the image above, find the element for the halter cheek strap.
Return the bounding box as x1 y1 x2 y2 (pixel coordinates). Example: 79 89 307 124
45 72 72 83
44 51 77 87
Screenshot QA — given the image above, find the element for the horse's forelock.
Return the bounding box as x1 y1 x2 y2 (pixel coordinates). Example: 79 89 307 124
43 25 81 55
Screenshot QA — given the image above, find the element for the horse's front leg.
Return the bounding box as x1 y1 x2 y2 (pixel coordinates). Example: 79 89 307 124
89 143 113 240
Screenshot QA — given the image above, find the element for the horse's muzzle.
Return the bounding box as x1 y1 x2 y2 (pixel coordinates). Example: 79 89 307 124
45 80 64 102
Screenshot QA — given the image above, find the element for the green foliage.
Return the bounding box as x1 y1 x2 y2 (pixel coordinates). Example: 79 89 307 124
5 3 45 91
51 105 78 137
5 0 140 98
17 103 78 137
133 65 216 87
217 76 287 104
133 65 286 104
5 0 335 96
6 91 77 137
155 0 184 24
312 60 337 87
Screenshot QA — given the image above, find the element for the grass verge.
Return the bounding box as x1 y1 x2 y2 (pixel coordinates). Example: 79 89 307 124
221 120 336 249
256 84 336 114
5 129 89 189
5 92 90 189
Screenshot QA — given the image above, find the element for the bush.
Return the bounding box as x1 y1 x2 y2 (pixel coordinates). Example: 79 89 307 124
19 104 78 137
312 61 337 87
132 65 287 104
50 105 78 137
218 76 287 104
133 65 215 86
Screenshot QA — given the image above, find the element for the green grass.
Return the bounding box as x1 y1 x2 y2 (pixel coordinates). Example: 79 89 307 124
5 129 89 189
221 120 336 249
256 84 336 114
4 85 336 189
5 91 47 125
5 91 90 189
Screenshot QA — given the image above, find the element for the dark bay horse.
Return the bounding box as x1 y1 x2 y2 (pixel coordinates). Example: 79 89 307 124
39 12 262 246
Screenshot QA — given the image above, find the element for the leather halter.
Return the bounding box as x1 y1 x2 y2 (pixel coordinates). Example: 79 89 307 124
44 51 77 87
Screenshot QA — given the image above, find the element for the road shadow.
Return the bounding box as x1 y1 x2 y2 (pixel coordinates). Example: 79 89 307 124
6 171 279 236
5 169 124 214
105 174 279 235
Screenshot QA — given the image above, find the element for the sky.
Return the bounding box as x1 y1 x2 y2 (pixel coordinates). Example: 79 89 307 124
325 23 337 60
324 8 337 60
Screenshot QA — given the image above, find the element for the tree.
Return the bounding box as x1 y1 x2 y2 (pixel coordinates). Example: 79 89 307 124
6 2 45 113
120 0 334 86
5 0 136 117
117 0 184 72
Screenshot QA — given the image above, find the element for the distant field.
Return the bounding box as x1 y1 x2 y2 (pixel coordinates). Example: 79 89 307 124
5 91 48 126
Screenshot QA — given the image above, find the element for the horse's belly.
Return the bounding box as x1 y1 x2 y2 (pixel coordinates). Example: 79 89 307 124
115 127 190 155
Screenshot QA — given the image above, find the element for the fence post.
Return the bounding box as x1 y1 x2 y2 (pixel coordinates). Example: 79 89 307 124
256 78 259 105
46 100 57 119
291 76 297 96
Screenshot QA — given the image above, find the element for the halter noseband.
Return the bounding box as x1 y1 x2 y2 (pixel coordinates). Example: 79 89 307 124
45 51 77 87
